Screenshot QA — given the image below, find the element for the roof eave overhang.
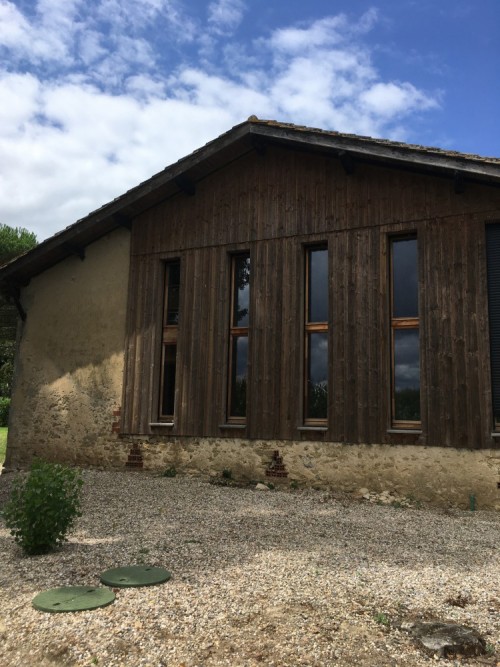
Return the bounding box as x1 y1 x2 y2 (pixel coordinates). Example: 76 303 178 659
250 123 500 183
1 120 499 288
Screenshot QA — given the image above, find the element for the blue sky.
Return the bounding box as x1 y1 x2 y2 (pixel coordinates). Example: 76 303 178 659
0 0 498 240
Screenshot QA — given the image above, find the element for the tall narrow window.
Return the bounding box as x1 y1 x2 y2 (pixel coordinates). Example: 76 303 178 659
305 246 328 423
228 253 250 422
390 237 420 427
486 223 500 430
159 261 180 421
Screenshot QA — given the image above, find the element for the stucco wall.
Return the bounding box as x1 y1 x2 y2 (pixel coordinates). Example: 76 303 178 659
5 228 130 468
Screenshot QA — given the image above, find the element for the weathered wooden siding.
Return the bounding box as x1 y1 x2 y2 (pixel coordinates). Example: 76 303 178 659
122 145 500 449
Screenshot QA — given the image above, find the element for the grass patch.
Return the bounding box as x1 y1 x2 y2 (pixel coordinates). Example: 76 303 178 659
0 427 7 465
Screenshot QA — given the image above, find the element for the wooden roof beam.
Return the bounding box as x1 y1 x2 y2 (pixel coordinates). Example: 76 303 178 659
114 213 132 229
251 135 267 156
6 282 26 322
62 243 85 261
174 174 196 196
454 171 465 194
339 150 355 175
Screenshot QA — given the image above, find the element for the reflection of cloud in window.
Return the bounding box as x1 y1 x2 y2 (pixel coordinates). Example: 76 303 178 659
394 329 419 389
238 285 249 313
236 337 248 379
310 333 328 384
395 363 419 388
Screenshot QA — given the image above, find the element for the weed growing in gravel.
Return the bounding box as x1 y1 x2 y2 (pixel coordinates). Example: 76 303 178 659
4 459 83 555
373 612 390 627
222 468 232 479
163 466 177 478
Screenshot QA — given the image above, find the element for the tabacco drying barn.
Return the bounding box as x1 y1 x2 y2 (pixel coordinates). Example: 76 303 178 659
2 118 500 507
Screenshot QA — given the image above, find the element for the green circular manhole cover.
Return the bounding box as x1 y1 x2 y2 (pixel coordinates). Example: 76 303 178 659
100 565 172 588
33 586 115 613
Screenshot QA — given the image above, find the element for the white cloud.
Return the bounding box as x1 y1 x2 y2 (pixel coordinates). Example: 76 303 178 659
0 72 41 134
0 1 31 49
268 15 347 53
0 0 75 64
207 0 246 34
0 6 441 240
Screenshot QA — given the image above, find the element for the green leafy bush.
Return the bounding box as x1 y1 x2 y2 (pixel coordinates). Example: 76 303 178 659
0 397 10 426
3 460 83 555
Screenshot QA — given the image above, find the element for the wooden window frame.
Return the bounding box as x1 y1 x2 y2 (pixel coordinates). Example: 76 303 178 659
390 235 421 429
304 244 328 426
158 260 180 422
227 252 250 424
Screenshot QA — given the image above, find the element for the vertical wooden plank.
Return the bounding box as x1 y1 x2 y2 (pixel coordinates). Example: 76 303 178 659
345 230 357 442
145 256 162 430
367 227 381 444
176 249 195 434
214 249 230 432
331 229 346 442
280 237 301 438
121 251 139 434
476 219 495 447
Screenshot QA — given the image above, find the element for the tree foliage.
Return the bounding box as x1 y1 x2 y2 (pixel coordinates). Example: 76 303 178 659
0 224 38 410
0 224 37 265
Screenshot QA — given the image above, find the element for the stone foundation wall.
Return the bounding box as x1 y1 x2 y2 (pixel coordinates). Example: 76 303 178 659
12 431 500 509
134 436 500 509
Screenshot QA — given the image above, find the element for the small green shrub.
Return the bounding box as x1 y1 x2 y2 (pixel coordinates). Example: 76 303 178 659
163 466 177 478
222 468 232 480
3 459 83 555
0 397 10 427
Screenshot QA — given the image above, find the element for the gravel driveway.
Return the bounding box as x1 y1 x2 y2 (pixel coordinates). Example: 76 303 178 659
0 468 499 667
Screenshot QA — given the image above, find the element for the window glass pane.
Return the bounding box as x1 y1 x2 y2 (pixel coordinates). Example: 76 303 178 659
230 336 248 417
308 248 328 323
394 329 420 421
233 254 250 327
161 344 177 416
166 262 180 325
485 223 500 426
392 238 418 318
307 332 328 419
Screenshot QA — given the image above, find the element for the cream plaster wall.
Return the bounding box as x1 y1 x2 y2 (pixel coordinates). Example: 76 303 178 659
5 228 131 469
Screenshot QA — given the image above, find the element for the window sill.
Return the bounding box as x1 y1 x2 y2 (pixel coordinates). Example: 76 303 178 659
387 428 422 435
219 423 246 430
150 422 174 428
298 426 328 432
